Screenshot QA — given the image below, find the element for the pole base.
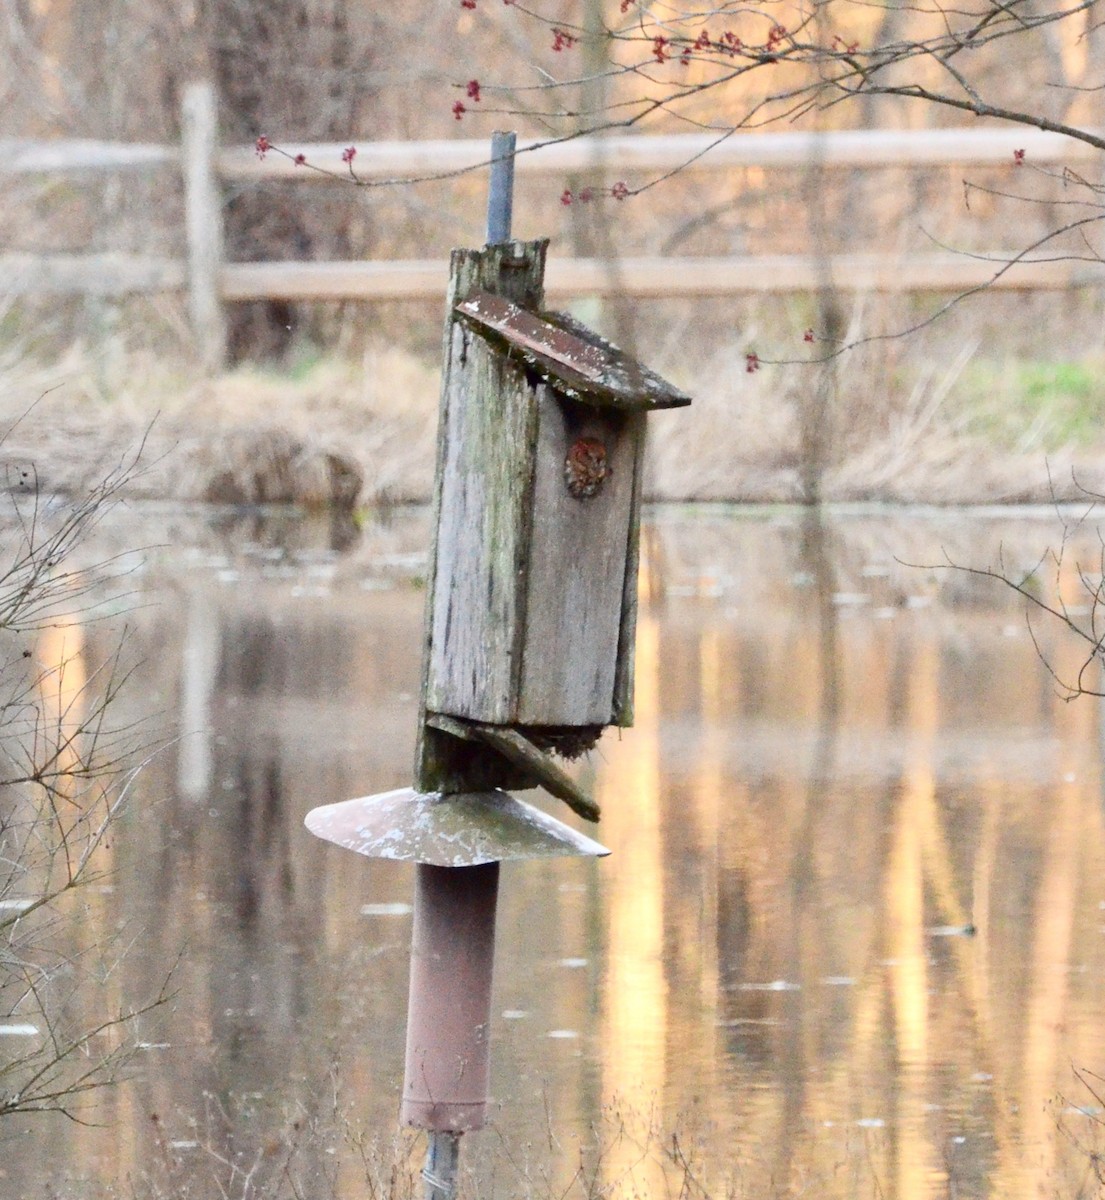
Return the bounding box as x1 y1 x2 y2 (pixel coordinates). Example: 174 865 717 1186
422 1130 461 1200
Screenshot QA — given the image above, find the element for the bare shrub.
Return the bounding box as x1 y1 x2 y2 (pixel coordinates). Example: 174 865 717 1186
0 442 168 1122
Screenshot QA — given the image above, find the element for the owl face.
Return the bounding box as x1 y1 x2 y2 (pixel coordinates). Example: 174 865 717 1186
564 436 609 499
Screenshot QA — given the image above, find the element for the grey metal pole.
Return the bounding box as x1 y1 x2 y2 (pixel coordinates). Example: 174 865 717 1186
423 1131 461 1200
418 128 514 1200
485 130 517 244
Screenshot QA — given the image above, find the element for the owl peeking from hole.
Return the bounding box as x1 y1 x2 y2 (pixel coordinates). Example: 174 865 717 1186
564 436 608 499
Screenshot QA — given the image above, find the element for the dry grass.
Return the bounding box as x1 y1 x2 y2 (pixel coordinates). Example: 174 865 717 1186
0 339 440 506
642 290 1105 506
61 1089 755 1200
3 291 1105 508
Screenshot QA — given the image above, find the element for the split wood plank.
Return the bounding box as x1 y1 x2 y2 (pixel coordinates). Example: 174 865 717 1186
416 240 549 792
5 126 1099 180
214 126 1104 183
0 253 185 295
426 715 601 824
217 253 1105 301
6 252 1100 302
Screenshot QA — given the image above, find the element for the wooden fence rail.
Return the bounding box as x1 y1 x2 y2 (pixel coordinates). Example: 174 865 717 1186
7 250 1098 301
3 80 1102 369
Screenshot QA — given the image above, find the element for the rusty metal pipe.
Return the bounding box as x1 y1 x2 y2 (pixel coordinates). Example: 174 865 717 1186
401 861 500 1133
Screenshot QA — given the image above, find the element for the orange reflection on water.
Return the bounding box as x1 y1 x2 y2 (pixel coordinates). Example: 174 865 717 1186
15 507 1105 1200
887 628 938 1200
597 613 669 1198
585 510 1105 1199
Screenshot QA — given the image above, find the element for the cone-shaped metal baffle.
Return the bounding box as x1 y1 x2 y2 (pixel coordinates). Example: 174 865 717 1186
304 787 609 866
304 788 607 1136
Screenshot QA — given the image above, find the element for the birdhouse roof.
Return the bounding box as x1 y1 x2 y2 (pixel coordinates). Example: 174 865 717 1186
456 290 692 411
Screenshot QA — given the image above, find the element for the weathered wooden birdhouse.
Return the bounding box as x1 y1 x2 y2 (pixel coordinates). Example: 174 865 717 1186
417 238 691 818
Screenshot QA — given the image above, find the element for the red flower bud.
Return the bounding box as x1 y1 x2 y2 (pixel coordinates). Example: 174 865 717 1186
720 30 741 55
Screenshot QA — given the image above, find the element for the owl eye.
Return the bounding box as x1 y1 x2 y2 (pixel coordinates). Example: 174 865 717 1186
564 437 608 499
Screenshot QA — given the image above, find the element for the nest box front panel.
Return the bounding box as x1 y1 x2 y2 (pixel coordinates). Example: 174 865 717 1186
516 389 641 727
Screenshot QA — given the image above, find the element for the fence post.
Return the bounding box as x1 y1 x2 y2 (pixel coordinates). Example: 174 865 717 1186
181 81 226 373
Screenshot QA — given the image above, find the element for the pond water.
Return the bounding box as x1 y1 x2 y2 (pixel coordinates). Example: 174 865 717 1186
7 502 1105 1199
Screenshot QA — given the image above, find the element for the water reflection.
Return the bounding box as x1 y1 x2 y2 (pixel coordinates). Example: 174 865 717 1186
9 505 1105 1198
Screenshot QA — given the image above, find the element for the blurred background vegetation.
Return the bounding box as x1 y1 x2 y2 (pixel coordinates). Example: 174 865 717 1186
3 0 1105 504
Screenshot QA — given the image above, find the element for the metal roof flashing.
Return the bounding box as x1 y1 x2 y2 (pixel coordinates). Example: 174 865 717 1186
455 290 692 412
304 787 610 867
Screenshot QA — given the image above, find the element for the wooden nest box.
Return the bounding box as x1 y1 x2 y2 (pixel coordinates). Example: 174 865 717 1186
416 238 691 820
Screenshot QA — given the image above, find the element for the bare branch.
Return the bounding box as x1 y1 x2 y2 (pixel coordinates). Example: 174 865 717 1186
0 434 169 1126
